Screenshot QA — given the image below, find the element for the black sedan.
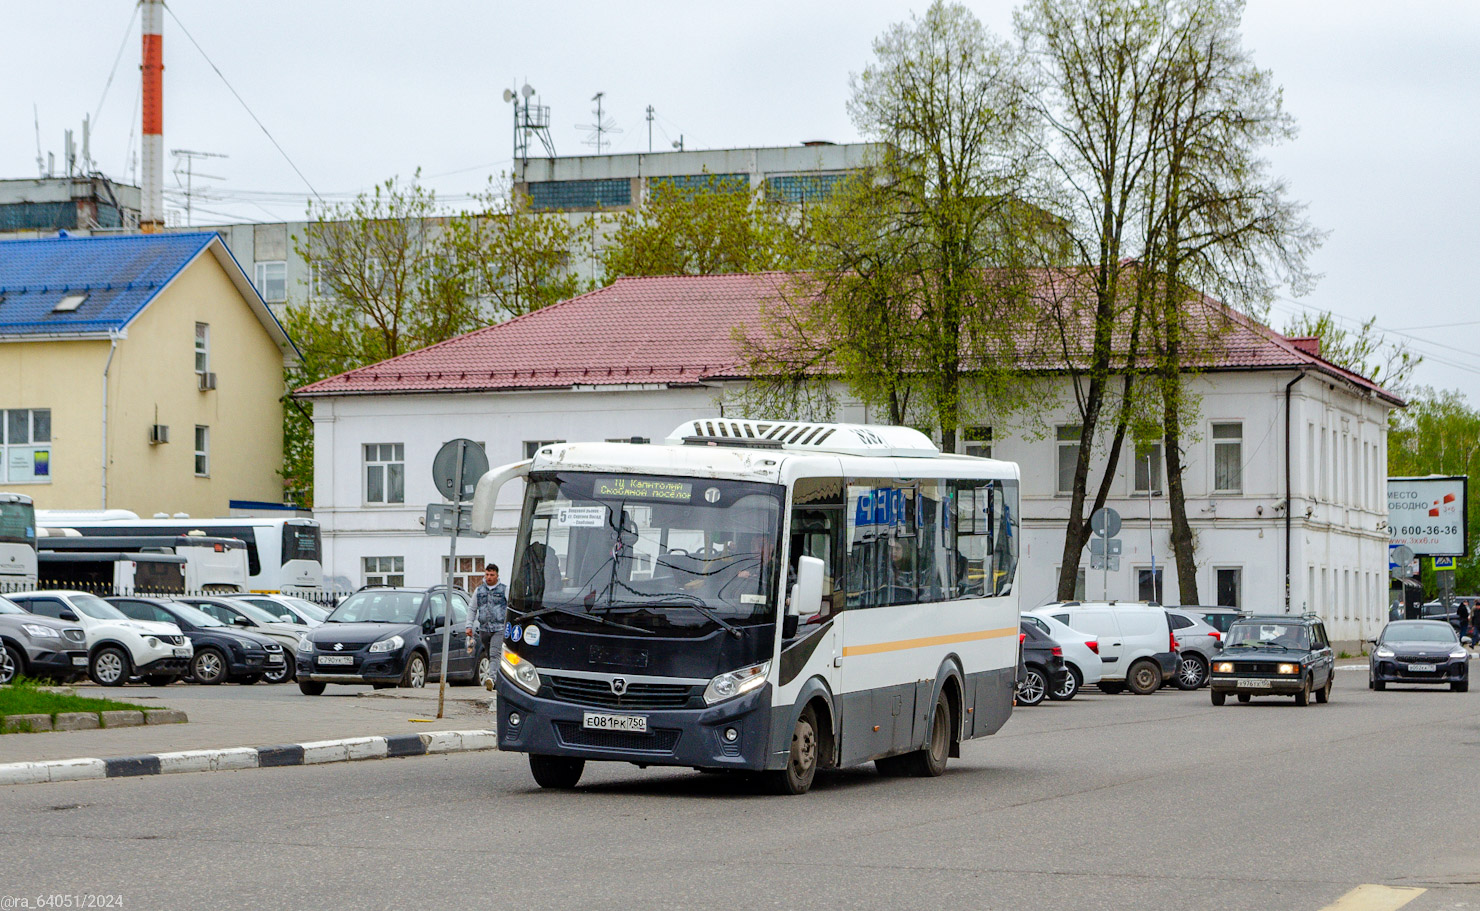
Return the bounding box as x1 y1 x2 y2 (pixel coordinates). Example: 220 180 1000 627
295 586 478 695
1369 620 1470 692
1017 621 1070 706
109 596 287 685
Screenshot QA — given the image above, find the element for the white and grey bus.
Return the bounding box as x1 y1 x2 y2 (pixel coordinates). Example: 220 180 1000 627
36 512 321 593
0 493 38 590
471 419 1021 794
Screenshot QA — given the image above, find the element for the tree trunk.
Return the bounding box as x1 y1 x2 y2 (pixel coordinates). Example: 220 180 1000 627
1161 365 1198 606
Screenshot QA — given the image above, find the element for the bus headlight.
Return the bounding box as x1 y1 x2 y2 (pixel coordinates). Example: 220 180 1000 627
501 648 541 695
703 660 771 705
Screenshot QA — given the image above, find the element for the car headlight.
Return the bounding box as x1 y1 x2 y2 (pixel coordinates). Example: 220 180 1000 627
500 648 541 694
1375 646 1394 659
1213 661 1233 674
703 660 771 705
1277 663 1299 675
1450 647 1468 659
368 635 404 654
21 623 59 639
298 635 314 653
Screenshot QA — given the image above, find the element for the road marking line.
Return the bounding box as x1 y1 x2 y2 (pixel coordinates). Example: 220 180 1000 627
1318 884 1425 911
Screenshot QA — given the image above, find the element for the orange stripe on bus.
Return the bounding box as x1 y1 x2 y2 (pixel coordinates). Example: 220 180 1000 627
841 626 1018 657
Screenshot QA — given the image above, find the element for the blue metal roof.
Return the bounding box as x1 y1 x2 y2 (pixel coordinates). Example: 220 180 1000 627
0 232 218 337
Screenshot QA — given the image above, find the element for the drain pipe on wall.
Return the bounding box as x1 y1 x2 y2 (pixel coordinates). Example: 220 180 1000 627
101 334 119 508
1284 369 1308 612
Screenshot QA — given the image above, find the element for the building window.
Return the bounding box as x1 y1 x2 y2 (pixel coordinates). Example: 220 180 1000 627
441 555 486 592
0 408 51 484
524 440 565 459
1137 567 1164 604
1216 567 1241 608
309 262 335 300
363 556 404 587
962 426 992 459
1133 441 1163 495
255 260 287 303
194 425 210 477
194 322 210 374
647 173 750 197
364 443 405 504
1057 565 1087 601
764 173 852 203
526 178 631 212
1212 422 1242 493
1056 425 1081 494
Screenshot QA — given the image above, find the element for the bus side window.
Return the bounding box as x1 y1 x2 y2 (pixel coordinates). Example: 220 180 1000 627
792 478 843 616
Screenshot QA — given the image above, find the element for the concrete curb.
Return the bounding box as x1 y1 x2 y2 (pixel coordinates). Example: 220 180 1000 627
0 730 498 787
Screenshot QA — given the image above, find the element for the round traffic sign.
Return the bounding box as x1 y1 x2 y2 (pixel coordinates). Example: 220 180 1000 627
1090 507 1122 538
432 439 489 502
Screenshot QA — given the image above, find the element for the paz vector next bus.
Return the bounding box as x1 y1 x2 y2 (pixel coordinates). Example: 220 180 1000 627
470 419 1021 795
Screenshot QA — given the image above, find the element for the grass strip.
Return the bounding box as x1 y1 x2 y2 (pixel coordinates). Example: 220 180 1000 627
0 678 153 729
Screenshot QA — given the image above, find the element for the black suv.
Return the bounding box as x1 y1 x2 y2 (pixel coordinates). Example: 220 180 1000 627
1208 614 1335 706
108 596 286 685
1017 620 1069 706
295 586 480 695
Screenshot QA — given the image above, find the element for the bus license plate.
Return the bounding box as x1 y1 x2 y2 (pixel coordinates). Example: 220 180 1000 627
1406 663 1436 672
1237 678 1273 689
582 712 648 733
318 655 354 666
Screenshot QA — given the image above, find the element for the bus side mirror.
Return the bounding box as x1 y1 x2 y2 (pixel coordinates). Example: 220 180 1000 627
790 556 825 619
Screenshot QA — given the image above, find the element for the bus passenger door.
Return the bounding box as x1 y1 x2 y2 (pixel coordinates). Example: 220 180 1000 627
777 478 845 759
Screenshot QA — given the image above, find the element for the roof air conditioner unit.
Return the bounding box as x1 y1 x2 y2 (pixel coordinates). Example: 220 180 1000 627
198 371 217 391
149 424 170 445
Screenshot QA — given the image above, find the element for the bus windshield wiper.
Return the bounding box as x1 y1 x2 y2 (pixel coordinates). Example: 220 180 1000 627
614 592 743 639
511 603 653 636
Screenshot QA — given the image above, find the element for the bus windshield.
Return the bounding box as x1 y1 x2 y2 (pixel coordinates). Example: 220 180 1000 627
512 472 784 635
282 524 321 565
0 499 35 546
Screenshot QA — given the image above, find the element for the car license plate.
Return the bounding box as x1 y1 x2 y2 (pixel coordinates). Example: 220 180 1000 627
268 654 285 663
317 655 354 666
173 648 191 658
1237 678 1273 689
582 712 648 733
72 656 89 667
1406 663 1436 672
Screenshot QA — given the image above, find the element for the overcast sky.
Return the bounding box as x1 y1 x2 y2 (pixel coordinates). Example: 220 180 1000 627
5 1 1479 395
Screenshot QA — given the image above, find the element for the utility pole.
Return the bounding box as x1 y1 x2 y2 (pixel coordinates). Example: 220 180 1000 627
170 149 227 227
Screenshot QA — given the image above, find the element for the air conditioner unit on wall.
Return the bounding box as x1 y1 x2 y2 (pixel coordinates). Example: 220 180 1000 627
149 424 170 445
198 371 217 391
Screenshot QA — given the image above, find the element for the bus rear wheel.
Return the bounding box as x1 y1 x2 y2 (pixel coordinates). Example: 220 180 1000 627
765 705 819 795
901 690 951 778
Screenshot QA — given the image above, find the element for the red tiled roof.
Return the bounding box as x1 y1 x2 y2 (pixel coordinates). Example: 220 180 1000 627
294 271 1402 406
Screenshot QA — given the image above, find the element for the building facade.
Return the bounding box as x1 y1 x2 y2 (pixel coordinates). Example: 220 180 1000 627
298 273 1400 642
0 232 296 517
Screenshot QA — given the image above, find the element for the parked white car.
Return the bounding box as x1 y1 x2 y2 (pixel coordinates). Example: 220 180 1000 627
227 593 327 628
1021 611 1104 699
1026 601 1180 695
9 590 192 686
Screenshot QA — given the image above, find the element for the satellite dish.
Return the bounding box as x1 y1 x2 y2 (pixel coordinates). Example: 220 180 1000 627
502 88 515 103
521 83 535 99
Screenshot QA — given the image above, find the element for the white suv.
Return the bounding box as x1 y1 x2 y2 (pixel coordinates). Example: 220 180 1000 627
10 590 193 687
1026 601 1180 695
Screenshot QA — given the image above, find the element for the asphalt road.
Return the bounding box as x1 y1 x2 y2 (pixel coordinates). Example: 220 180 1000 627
2 669 1477 911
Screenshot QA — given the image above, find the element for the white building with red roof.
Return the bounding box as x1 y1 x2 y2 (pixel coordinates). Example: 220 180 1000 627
296 272 1401 642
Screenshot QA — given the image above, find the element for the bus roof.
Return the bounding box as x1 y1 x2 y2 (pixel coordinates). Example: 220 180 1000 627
39 551 187 564
665 419 941 458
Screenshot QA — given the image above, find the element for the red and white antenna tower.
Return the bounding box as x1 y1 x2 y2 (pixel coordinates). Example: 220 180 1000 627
140 0 165 232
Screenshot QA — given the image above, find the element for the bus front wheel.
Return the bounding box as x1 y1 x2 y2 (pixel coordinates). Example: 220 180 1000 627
765 705 819 795
529 754 585 789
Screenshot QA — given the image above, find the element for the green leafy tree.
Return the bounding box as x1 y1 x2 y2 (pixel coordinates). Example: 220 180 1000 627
1389 387 1480 595
1283 312 1421 393
449 179 582 319
598 175 808 279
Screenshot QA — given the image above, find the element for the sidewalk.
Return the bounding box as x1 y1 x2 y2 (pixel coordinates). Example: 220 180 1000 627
0 683 495 764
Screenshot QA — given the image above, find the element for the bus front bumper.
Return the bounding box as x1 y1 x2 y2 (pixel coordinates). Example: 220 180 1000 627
495 680 772 772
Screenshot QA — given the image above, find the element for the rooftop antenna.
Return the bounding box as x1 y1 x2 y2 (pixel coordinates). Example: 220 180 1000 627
579 92 620 155
33 105 44 176
503 81 554 181
672 135 685 152
170 149 228 227
645 105 654 153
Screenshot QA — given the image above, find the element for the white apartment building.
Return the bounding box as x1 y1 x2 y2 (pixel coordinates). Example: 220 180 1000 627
297 273 1401 642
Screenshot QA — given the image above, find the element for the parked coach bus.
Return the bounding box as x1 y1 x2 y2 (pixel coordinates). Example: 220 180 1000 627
0 493 38 590
36 512 321 593
37 533 247 592
38 550 187 593
470 419 1021 795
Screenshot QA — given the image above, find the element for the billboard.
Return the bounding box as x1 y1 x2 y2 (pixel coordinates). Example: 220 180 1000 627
1388 476 1468 556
